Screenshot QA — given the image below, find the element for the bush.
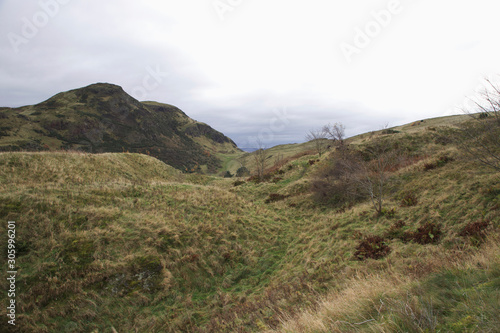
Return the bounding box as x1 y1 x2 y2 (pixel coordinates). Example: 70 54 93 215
354 235 391 260
380 207 397 218
233 180 245 187
223 171 233 178
400 191 418 207
385 220 406 240
235 166 250 177
311 178 359 207
455 79 500 172
310 158 366 207
459 220 489 245
402 221 442 245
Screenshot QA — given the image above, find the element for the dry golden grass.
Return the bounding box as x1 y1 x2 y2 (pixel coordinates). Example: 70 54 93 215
0 119 498 332
268 237 500 333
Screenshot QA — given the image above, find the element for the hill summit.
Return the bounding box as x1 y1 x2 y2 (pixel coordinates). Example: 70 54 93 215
0 83 239 172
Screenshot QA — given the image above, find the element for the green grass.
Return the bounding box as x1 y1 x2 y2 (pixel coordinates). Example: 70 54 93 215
0 118 499 332
272 238 500 333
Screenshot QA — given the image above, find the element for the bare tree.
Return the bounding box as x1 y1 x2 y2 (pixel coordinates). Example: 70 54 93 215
458 77 500 171
253 140 267 179
316 139 402 214
305 128 329 157
323 122 346 146
274 153 285 168
346 143 401 214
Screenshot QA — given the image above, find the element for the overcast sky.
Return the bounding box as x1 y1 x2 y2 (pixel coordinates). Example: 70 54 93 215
1 0 500 147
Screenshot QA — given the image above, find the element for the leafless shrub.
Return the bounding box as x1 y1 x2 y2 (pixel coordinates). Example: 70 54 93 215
305 128 329 157
311 138 403 213
338 141 403 214
323 122 346 146
458 77 500 171
253 140 267 179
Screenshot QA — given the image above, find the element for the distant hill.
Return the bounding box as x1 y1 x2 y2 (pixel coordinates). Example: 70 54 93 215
0 83 240 172
240 147 258 152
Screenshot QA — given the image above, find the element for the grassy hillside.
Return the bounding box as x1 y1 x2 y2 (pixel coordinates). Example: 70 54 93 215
269 238 500 332
0 117 499 332
223 140 322 176
0 83 240 173
225 114 471 176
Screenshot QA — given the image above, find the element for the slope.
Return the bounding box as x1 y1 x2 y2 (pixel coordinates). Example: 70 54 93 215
0 115 499 332
0 83 240 173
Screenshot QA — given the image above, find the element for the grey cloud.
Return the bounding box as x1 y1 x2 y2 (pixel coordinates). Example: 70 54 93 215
0 1 482 149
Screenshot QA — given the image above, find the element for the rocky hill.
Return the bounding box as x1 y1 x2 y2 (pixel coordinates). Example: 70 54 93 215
0 83 239 172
